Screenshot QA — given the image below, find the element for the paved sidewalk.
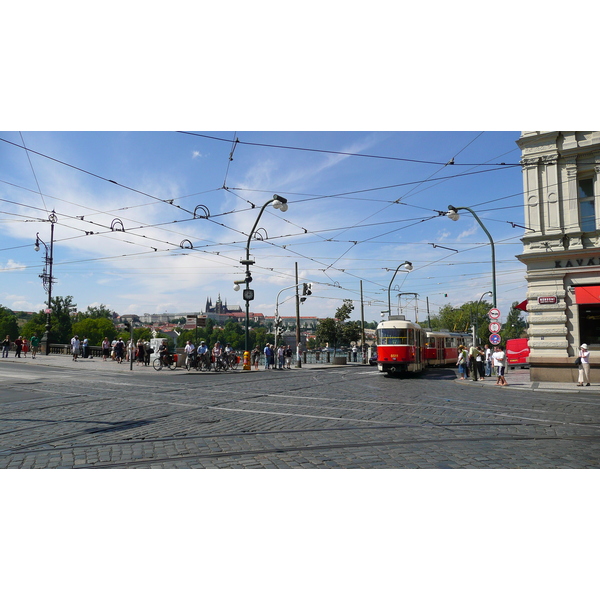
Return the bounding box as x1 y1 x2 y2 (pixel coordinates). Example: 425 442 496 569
454 367 598 394
2 353 596 394
0 353 367 373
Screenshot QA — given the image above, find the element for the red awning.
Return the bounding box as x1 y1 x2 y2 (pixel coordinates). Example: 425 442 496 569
575 286 600 305
515 300 528 311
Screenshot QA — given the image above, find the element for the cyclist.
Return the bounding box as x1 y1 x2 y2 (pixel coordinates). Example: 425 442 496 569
159 340 171 367
184 340 196 368
224 343 236 368
198 341 210 370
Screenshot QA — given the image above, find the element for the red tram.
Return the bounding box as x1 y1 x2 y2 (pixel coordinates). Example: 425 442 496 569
424 331 470 367
376 318 470 375
375 318 425 374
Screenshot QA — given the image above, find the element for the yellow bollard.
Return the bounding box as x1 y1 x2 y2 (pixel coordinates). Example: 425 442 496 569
243 350 251 370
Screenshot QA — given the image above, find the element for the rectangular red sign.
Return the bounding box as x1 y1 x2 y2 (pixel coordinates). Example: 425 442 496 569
537 296 558 304
575 286 600 305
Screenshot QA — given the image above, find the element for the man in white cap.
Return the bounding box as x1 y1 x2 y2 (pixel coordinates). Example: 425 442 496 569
577 343 591 387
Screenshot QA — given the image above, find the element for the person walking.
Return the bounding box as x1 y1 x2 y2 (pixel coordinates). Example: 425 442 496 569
21 338 29 358
492 345 507 386
71 335 80 361
284 345 292 369
30 334 40 358
101 337 111 361
469 344 479 381
577 343 591 387
456 345 468 380
82 337 89 359
2 336 10 358
251 347 260 370
484 344 492 377
14 336 23 358
263 343 273 369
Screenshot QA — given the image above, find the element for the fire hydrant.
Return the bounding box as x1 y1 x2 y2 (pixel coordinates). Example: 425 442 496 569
243 350 251 370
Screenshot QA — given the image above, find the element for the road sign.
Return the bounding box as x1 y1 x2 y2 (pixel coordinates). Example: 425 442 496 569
489 321 502 334
488 307 501 320
489 333 501 345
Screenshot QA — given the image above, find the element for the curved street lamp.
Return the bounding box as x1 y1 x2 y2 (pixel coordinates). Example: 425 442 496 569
447 205 497 309
387 261 413 316
237 195 289 356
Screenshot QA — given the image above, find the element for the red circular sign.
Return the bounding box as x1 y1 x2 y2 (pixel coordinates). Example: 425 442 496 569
489 322 501 333
488 307 501 320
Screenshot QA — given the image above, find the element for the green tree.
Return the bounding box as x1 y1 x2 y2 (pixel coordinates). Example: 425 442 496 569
80 304 113 320
0 306 19 340
503 301 528 340
71 317 117 345
23 296 76 344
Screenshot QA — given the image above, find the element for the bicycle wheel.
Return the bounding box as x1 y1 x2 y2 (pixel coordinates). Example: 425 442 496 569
167 358 177 370
229 356 238 370
152 358 163 371
186 357 192 371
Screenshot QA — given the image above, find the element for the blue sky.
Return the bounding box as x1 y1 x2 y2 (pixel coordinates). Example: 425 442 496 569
0 130 526 324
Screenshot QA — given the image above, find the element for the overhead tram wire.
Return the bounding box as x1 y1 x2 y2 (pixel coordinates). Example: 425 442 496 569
18 132 49 216
176 131 522 167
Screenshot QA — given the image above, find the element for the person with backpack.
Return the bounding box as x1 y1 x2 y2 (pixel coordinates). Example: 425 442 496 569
456 345 468 380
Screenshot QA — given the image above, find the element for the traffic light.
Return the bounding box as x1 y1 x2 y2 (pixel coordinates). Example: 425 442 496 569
123 321 131 332
302 283 312 296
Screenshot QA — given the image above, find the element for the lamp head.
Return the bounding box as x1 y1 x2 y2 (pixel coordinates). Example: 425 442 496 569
272 194 289 211
402 261 413 271
447 205 460 221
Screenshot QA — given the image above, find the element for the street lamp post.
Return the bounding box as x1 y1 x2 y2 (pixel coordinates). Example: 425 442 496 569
34 210 57 355
474 290 493 346
387 261 413 316
273 284 298 349
447 205 497 309
234 195 289 355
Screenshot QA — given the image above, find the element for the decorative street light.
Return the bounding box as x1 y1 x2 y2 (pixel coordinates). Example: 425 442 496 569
447 205 497 309
34 210 57 355
387 261 413 316
236 195 289 355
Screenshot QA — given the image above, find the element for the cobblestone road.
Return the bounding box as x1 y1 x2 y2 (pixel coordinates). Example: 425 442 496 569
1 360 599 468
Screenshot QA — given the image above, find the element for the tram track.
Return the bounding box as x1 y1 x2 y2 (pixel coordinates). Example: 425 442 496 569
72 431 600 469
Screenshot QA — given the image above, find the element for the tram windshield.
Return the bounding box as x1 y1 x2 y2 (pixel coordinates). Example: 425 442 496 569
377 328 414 345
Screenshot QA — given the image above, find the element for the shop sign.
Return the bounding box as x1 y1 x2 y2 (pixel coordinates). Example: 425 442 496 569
537 296 558 304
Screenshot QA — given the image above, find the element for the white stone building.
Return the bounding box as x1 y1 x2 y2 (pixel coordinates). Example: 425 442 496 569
517 131 600 382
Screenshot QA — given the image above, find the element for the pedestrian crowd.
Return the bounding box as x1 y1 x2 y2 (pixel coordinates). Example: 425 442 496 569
251 344 294 370
456 343 508 385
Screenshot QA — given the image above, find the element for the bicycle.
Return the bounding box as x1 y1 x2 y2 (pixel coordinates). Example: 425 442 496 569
226 352 239 370
153 354 177 371
185 352 199 371
198 352 211 371
213 354 229 372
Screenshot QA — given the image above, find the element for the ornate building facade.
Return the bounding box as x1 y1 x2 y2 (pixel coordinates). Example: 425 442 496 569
517 131 600 381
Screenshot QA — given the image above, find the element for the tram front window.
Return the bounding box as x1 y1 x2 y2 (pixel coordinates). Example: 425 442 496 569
377 328 408 345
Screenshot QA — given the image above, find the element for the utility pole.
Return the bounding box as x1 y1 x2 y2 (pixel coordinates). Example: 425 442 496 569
360 280 366 363
295 262 302 368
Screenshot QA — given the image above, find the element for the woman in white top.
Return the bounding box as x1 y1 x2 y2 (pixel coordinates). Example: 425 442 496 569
492 345 507 386
577 343 591 387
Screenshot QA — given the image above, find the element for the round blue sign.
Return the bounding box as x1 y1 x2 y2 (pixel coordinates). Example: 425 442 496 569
489 333 501 345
